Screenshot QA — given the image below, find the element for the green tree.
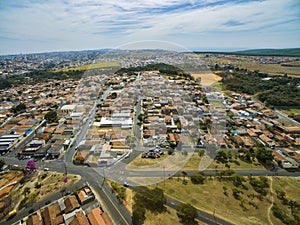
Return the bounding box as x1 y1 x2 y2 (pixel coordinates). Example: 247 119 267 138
176 203 198 224
232 187 241 200
11 103 27 113
0 78 11 90
111 182 127 202
23 187 30 196
190 172 206 184
44 110 58 123
126 135 136 147
249 176 269 196
135 187 166 212
255 147 273 164
132 202 146 225
110 92 117 99
232 174 246 187
16 103 26 112
215 151 228 163
198 149 205 157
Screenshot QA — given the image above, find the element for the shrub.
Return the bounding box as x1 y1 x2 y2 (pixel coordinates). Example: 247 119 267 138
232 188 241 200
176 203 198 224
167 148 174 155
190 172 206 184
41 173 47 180
34 182 42 189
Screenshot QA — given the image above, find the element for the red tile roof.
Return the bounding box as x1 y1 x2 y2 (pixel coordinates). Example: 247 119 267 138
87 207 106 225
70 211 89 225
64 196 80 213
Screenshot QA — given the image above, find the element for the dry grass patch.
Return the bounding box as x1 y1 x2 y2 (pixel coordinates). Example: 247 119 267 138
127 151 266 172
182 152 266 171
17 172 78 203
192 73 222 86
128 153 168 167
125 188 133 214
155 177 272 225
143 206 204 225
271 176 300 224
0 171 24 198
59 61 120 72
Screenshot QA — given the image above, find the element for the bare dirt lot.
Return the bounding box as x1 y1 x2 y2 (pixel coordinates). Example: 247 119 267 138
192 73 222 86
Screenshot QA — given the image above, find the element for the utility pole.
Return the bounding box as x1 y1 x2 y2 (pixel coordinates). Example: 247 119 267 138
163 166 165 187
63 159 67 175
213 207 217 224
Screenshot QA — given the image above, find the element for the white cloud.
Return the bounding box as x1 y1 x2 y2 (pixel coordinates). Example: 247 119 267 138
0 0 299 54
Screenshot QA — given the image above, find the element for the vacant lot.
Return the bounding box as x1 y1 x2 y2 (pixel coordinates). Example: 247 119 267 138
192 73 222 86
127 152 192 173
151 176 300 225
127 152 266 172
128 153 168 167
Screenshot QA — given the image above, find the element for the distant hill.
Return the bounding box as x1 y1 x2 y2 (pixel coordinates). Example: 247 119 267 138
194 48 300 57
232 48 300 57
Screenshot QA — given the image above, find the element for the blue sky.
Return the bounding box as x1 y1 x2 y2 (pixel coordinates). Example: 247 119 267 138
0 0 299 54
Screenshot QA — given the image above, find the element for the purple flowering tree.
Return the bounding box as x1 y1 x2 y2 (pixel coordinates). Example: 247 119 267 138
63 176 68 183
26 160 36 172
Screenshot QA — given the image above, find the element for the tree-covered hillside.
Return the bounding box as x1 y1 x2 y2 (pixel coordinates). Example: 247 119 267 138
0 69 84 90
220 68 300 107
116 63 191 77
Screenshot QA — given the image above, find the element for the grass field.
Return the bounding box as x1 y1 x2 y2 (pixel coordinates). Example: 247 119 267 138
149 176 300 225
271 176 300 224
59 61 120 72
143 206 204 225
182 152 266 171
127 153 168 167
126 152 192 172
237 62 300 77
206 57 300 77
281 108 300 116
127 152 266 172
129 176 300 225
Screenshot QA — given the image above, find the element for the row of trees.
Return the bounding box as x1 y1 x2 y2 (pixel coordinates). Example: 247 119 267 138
215 147 273 166
272 189 300 224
